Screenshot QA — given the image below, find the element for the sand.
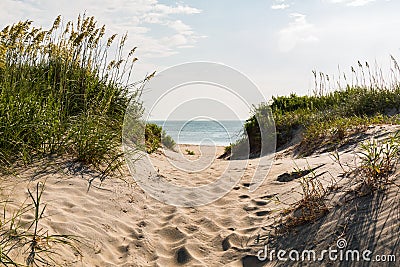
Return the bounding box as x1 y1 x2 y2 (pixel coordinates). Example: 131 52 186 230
1 126 399 266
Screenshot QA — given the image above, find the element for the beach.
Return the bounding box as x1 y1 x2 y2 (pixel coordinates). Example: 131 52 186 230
2 126 398 266
2 10 400 266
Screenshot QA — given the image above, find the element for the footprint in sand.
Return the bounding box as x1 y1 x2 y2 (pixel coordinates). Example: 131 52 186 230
251 199 269 206
157 226 187 243
175 246 192 264
255 210 270 217
243 205 258 212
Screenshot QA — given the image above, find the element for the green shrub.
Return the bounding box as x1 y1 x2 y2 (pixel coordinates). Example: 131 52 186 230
145 123 176 153
145 123 162 153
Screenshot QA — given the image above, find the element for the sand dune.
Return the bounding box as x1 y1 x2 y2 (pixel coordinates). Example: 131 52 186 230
1 126 399 266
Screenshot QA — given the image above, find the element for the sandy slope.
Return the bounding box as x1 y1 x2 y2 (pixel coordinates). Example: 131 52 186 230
1 126 399 266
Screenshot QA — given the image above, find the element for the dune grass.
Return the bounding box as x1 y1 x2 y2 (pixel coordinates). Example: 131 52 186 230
233 57 400 157
357 131 400 190
0 14 149 265
283 170 329 230
0 15 145 177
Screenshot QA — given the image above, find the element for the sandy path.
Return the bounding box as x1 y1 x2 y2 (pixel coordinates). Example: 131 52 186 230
1 126 399 266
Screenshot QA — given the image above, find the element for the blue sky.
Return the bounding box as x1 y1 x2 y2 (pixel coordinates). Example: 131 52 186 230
1 0 399 119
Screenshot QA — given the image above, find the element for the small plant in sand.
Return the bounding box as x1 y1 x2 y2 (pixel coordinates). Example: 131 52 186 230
0 183 79 266
357 132 400 190
329 149 350 174
185 149 195 155
283 171 328 229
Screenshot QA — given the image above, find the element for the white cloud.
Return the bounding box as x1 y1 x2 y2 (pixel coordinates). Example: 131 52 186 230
152 4 201 15
166 20 192 34
278 13 319 52
0 0 202 59
329 0 377 6
271 4 290 10
271 0 290 10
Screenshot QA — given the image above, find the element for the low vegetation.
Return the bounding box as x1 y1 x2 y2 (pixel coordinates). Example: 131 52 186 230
283 171 329 229
357 132 400 190
185 149 195 155
231 57 400 157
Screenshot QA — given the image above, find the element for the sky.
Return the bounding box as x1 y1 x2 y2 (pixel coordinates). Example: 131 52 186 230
1 0 399 119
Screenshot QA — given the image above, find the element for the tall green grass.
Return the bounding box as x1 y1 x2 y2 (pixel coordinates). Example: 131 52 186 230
0 15 145 176
234 57 400 157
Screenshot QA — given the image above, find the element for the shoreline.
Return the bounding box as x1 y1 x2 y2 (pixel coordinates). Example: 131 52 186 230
173 143 227 147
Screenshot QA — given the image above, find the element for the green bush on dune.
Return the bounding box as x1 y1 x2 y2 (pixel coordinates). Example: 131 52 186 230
0 15 145 176
145 123 176 153
145 123 162 153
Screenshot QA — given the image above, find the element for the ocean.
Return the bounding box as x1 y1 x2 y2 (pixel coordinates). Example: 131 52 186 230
151 120 245 146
